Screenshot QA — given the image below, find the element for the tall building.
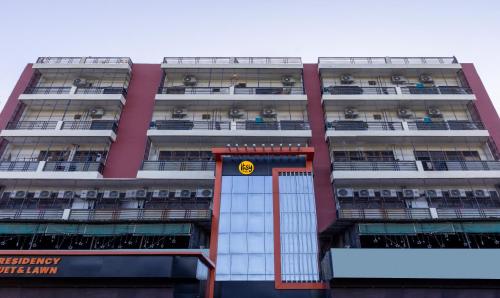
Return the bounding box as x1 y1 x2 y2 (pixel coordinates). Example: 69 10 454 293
0 56 499 297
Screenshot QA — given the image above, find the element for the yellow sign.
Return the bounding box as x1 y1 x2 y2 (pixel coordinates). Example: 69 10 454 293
238 160 254 175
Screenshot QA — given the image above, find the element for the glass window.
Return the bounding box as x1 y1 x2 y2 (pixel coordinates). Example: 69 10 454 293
247 213 265 232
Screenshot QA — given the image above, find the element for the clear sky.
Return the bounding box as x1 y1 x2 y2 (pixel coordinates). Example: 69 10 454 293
1 0 499 111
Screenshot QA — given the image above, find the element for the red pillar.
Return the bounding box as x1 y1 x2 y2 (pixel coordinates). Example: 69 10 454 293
0 64 34 129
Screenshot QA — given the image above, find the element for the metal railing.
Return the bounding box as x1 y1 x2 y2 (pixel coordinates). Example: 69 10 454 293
23 86 71 94
141 160 215 171
236 120 310 130
234 87 304 95
157 86 230 94
323 86 397 95
327 121 403 131
152 120 231 130
43 161 104 173
421 160 500 171
401 86 473 95
75 86 128 96
163 57 302 65
68 209 211 221
61 120 118 132
333 161 418 171
319 57 458 65
0 161 39 172
407 121 485 130
36 57 132 65
338 208 432 220
436 209 500 219
6 121 58 130
0 209 64 220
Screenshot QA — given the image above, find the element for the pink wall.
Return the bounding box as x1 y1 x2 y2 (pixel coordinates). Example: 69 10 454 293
103 64 162 178
0 64 33 129
461 63 500 152
303 64 336 232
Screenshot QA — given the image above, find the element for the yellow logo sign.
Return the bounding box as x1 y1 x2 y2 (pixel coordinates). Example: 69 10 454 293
238 160 254 175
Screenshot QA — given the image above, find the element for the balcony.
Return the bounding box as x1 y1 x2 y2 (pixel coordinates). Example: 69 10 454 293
332 160 500 185
19 86 127 105
162 57 303 68
0 161 103 180
137 160 215 180
338 208 432 221
322 85 475 106
318 57 460 72
326 120 489 144
147 120 311 144
34 56 132 72
155 86 307 106
1 120 118 143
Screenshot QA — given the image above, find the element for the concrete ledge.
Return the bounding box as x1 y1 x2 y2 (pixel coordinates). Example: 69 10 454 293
19 93 126 105
136 170 214 180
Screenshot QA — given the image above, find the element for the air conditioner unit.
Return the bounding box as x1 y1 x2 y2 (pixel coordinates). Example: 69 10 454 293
183 75 197 86
336 188 354 198
340 74 354 84
473 189 491 198
358 189 375 198
73 78 91 87
427 107 442 117
426 189 443 198
172 108 187 118
344 107 359 119
80 190 98 199
58 190 76 199
103 190 120 199
380 189 398 198
196 189 213 198
228 108 245 118
261 108 277 118
10 190 27 199
125 189 147 199
89 107 105 118
449 189 467 198
397 108 413 119
391 75 407 84
152 189 169 198
281 75 296 86
403 189 420 198
175 189 192 198
419 74 434 83
34 190 52 199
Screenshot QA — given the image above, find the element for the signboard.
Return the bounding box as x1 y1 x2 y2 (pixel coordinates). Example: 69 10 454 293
238 160 254 175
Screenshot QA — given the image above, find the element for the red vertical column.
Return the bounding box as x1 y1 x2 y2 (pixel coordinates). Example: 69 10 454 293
103 64 162 178
0 64 34 129
461 63 500 150
303 64 336 231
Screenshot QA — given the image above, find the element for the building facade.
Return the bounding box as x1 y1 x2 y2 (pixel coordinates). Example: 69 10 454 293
0 56 499 297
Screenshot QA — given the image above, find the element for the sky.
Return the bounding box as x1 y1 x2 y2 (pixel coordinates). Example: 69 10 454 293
0 0 499 111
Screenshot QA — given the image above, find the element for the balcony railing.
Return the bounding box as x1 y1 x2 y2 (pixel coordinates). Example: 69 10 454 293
436 209 500 219
61 120 118 133
141 160 215 171
327 121 403 131
0 209 64 220
75 86 128 96
407 121 485 130
323 86 397 95
36 57 132 65
23 87 71 94
43 161 104 173
421 160 500 171
163 57 302 65
401 86 473 95
157 86 230 94
234 87 305 95
333 161 418 171
319 57 458 65
236 120 310 130
6 121 58 130
0 161 39 172
338 208 432 220
151 120 231 130
68 209 211 221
